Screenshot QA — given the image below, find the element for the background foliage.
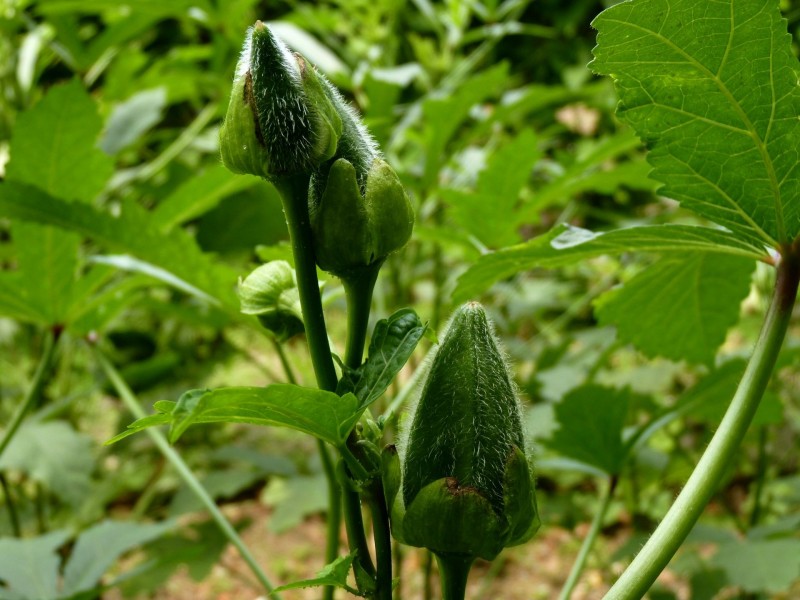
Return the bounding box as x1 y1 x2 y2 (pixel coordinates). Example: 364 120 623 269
1 0 799 598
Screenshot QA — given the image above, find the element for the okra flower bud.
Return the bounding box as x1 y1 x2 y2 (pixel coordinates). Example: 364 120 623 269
384 303 539 561
219 22 342 179
310 157 414 278
238 261 304 342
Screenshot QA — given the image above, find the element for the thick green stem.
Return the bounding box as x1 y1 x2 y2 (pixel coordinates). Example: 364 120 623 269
320 441 342 600
273 173 339 392
342 267 380 370
559 476 617 600
273 174 343 598
0 329 59 459
95 348 280 598
604 251 800 600
435 554 474 600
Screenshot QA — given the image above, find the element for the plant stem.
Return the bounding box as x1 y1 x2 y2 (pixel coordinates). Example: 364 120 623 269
559 476 617 600
366 482 393 600
271 337 298 385
604 251 800 600
272 174 338 392
0 474 21 537
341 475 376 578
94 347 280 598
0 329 59 459
319 440 342 600
343 267 380 370
435 554 474 600
272 174 343 598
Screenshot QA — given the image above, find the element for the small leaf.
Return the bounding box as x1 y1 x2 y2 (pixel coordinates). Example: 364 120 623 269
710 539 800 594
273 553 357 593
0 530 71 600
109 385 363 447
6 80 113 203
544 384 632 475
591 0 800 246
348 308 426 409
454 223 766 302
62 519 176 595
594 253 754 365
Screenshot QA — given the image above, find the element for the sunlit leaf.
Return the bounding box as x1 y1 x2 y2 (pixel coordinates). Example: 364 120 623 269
591 0 800 246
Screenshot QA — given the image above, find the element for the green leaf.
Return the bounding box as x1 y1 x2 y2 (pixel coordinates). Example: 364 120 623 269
594 253 754 365
454 223 767 302
151 166 259 233
591 0 800 246
0 182 239 310
544 384 632 475
445 129 541 247
0 530 71 600
0 421 94 508
0 272 47 323
100 87 167 154
273 553 357 593
710 539 800 594
342 308 426 409
109 385 363 447
6 80 113 203
9 221 79 325
62 519 176 595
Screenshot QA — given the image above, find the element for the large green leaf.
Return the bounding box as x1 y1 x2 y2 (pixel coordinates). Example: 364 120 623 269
109 385 363 447
62 520 176 596
591 0 800 246
453 223 766 301
0 182 239 310
6 80 113 203
594 253 754 365
0 530 71 600
544 384 632 475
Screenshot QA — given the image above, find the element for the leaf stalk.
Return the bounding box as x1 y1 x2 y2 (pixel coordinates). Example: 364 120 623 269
603 249 800 599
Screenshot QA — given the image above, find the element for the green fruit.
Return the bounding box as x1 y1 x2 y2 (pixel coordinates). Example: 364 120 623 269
385 302 539 561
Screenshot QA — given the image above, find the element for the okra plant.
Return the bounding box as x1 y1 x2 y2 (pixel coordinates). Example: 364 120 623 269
2 0 798 598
